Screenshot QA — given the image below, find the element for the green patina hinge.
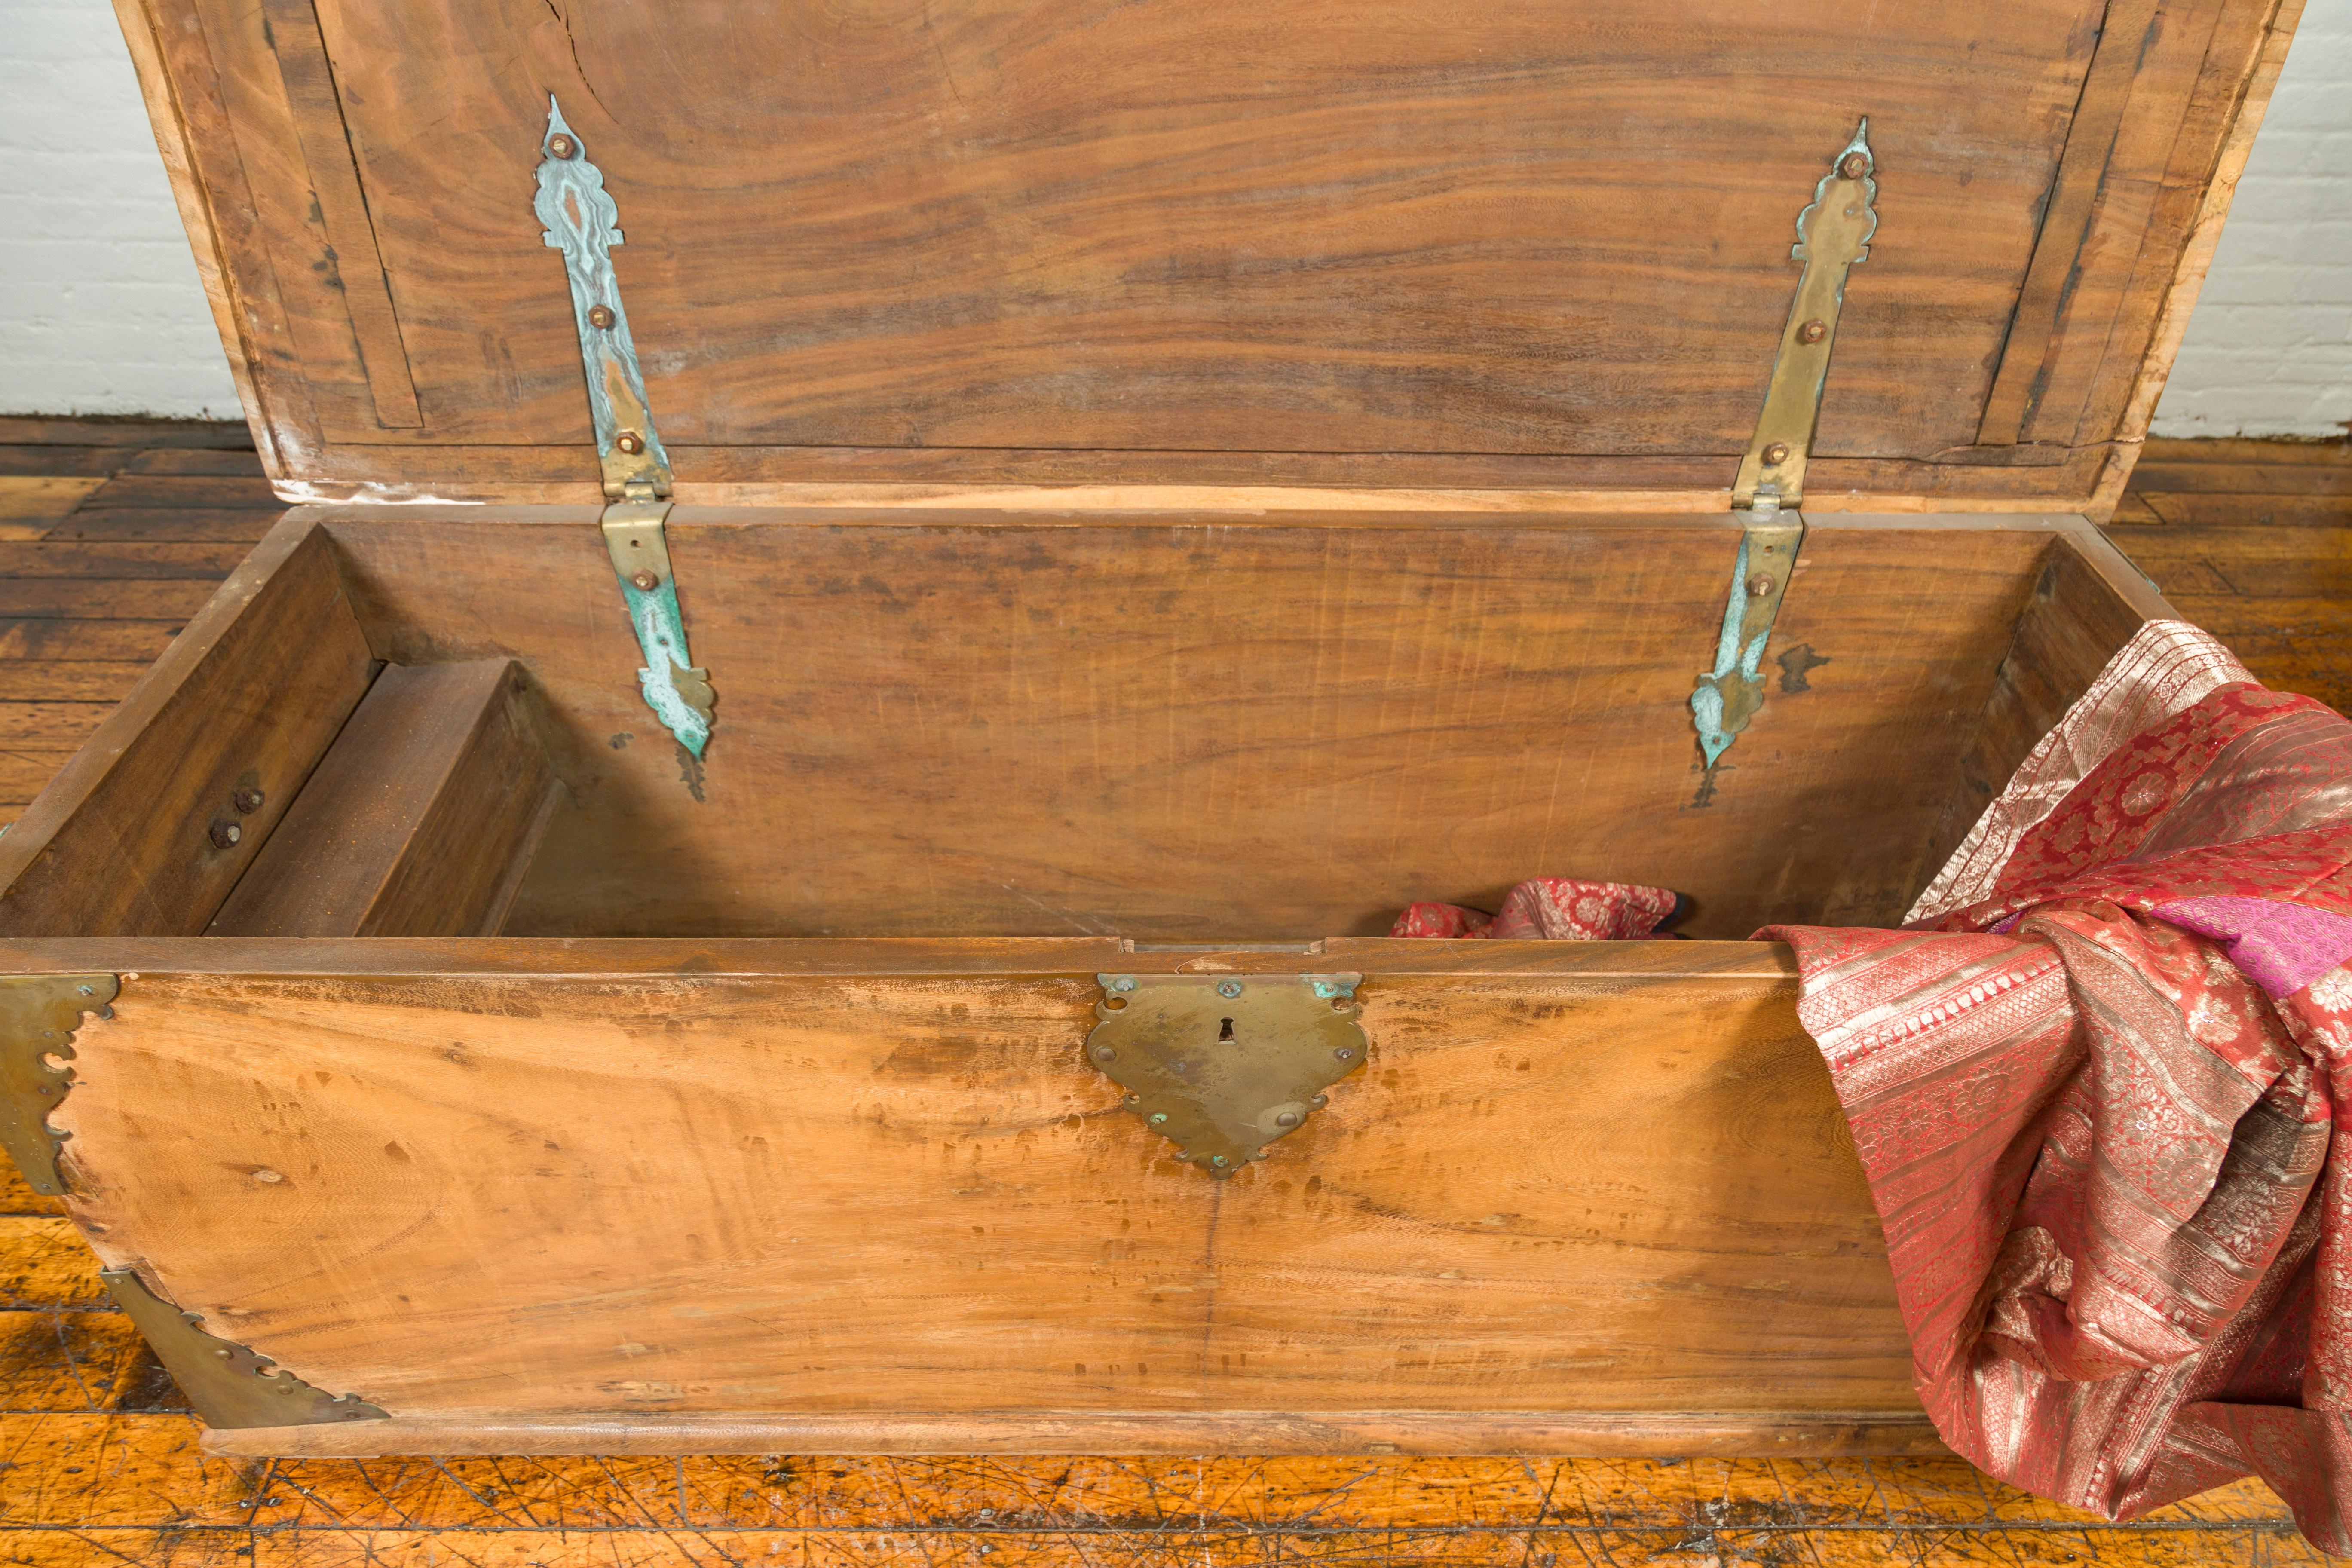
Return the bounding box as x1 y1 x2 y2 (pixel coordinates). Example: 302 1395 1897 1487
536 96 715 760
103 1267 388 1429
1086 974 1368 1176
1692 119 1878 786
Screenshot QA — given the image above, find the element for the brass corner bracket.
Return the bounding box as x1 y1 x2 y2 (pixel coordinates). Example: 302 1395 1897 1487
1086 974 1368 1176
103 1267 388 1429
0 973 117 1197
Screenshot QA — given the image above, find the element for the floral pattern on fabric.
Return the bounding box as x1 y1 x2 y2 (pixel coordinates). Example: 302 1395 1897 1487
1390 878 1681 940
1763 626 2352 1555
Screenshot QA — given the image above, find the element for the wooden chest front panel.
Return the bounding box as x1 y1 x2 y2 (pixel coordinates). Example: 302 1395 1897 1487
48 948 1910 1448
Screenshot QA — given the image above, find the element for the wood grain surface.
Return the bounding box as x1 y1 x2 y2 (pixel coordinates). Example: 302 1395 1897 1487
0 519 377 938
53 962 1912 1438
208 659 557 937
327 510 2066 942
110 0 2302 512
0 425 2331 1559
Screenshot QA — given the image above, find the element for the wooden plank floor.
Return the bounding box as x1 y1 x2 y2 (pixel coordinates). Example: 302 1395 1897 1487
0 417 2340 1565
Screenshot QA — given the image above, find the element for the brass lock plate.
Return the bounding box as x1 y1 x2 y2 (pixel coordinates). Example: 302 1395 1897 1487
1087 974 1367 1176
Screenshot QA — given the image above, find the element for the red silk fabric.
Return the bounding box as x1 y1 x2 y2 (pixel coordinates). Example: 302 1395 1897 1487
1763 683 2352 1548
1390 878 1681 940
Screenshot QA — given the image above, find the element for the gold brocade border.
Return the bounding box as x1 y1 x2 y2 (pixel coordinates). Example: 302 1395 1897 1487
1906 621 2251 925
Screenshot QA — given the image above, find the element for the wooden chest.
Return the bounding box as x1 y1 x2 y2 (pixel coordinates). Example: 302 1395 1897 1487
1 0 2302 1455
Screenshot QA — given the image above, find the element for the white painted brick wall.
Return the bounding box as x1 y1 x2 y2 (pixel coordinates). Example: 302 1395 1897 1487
2151 0 2352 438
0 1 242 418
0 0 2343 432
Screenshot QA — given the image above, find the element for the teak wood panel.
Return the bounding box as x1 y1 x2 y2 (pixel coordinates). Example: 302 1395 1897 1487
53 955 1914 1447
111 0 2300 509
207 658 557 938
0 520 377 938
1915 526 2172 893
323 510 2069 942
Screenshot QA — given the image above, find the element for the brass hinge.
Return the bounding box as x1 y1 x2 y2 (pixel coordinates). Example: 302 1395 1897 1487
1732 118 1878 513
1086 974 1368 1176
1692 119 1877 786
536 97 715 759
103 1266 388 1429
0 974 116 1197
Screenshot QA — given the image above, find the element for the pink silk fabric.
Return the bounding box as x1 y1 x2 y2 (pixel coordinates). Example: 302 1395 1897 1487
1390 878 1681 940
1762 625 2352 1549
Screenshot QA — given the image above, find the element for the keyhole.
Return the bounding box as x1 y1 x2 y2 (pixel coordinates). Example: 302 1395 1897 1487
1218 1017 1235 1041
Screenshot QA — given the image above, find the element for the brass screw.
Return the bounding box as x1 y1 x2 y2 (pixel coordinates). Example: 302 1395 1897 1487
1149 1112 1167 1124
232 787 264 814
548 133 579 160
1839 151 1868 179
1274 1111 1300 1128
1211 1155 1228 1167
1762 441 1792 466
1747 573 1777 598
208 820 241 850
1798 318 1827 344
1217 980 1243 998
588 304 616 330
614 431 646 455
1092 1045 1116 1062
631 570 660 592
1111 977 1136 992
1333 1047 1354 1062
1311 1094 1327 1107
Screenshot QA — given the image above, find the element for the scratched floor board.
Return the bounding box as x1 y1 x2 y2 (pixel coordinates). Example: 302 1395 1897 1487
0 421 2339 1564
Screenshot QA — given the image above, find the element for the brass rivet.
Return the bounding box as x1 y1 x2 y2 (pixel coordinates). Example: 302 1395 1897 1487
588 304 616 329
215 1348 233 1359
1211 1156 1228 1167
208 820 242 850
1149 1112 1167 1124
1311 1094 1327 1107
548 133 579 160
1217 980 1243 998
1798 318 1827 344
1092 1045 1116 1062
76 986 92 996
1747 573 1776 598
1839 151 1868 179
614 431 646 455
1111 977 1136 992
232 787 264 814
1762 441 1792 466
1333 1047 1354 1062
631 570 660 592
1275 1111 1299 1128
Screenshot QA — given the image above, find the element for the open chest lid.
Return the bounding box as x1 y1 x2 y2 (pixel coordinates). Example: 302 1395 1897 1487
119 0 2302 515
